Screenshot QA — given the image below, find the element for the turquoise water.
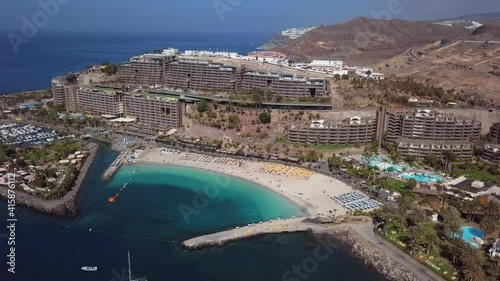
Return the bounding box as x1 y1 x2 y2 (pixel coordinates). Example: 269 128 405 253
401 173 442 183
364 156 404 173
0 144 383 281
460 226 485 248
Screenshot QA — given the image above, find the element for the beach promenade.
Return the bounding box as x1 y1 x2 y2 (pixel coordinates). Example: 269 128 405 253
182 217 323 249
137 149 366 217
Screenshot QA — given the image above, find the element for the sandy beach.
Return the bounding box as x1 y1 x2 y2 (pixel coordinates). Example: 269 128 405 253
137 148 362 217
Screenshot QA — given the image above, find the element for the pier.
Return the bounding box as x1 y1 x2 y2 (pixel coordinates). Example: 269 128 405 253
182 217 324 250
101 151 127 181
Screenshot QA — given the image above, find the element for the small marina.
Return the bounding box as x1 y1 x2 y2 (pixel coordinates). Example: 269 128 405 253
0 123 75 146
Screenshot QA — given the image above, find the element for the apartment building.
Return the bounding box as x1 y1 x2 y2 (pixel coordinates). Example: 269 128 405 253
482 143 500 164
118 53 327 98
288 117 377 145
489 122 500 143
382 109 482 159
123 92 181 129
237 69 326 98
165 59 236 91
52 76 79 112
395 138 474 160
77 87 122 116
118 54 174 85
70 87 181 129
385 109 481 142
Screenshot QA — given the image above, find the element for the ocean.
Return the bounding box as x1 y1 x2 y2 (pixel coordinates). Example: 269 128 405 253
0 31 271 94
0 144 384 281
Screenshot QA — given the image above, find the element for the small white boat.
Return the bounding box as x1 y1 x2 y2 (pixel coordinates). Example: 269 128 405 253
81 266 98 272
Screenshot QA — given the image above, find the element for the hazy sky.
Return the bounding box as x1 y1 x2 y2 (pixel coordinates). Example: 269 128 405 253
1 0 498 33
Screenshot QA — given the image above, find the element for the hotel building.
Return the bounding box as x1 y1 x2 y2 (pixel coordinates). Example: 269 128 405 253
287 117 377 145
122 92 181 129
118 54 327 98
237 69 326 98
165 59 236 91
383 109 481 160
52 76 79 112
482 143 500 164
62 86 182 129
118 54 174 85
489 122 500 143
395 139 474 159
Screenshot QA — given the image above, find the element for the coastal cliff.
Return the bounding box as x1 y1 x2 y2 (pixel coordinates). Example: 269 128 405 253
0 142 99 217
257 34 290 50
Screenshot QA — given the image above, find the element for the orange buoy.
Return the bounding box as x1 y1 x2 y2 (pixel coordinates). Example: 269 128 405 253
108 194 119 203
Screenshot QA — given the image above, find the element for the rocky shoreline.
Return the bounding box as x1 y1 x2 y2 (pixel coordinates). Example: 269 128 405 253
0 142 99 217
181 215 424 281
313 226 421 281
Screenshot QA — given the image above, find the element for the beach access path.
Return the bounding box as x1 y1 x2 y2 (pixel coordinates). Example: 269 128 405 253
137 149 362 217
348 224 444 281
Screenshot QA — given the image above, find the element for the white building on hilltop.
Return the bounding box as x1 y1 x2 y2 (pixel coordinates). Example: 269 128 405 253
162 48 179 56
281 27 317 39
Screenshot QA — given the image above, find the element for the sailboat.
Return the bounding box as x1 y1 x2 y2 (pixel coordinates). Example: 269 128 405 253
128 250 147 281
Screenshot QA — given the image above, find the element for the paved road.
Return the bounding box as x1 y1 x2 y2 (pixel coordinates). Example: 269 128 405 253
348 224 444 281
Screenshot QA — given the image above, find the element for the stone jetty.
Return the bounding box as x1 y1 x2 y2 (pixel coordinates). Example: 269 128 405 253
182 217 325 250
101 151 127 181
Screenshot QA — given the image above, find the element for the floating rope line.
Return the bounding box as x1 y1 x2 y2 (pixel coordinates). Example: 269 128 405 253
64 203 91 229
91 230 173 243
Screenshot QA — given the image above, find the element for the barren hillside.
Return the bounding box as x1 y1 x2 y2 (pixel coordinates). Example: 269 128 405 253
270 17 472 65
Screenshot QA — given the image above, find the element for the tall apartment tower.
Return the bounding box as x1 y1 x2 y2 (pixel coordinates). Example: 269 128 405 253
51 76 79 112
489 122 500 143
118 54 174 85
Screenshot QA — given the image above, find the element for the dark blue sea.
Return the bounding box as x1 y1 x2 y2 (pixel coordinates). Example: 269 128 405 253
0 144 385 281
0 31 271 94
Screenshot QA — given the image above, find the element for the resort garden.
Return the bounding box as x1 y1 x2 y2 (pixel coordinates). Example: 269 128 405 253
372 197 500 281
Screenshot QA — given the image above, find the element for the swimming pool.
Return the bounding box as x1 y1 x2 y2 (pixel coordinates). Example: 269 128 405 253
363 156 404 172
460 226 485 248
401 172 442 183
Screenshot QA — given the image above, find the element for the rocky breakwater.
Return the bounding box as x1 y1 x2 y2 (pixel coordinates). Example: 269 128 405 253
182 217 317 250
313 226 421 281
0 142 99 217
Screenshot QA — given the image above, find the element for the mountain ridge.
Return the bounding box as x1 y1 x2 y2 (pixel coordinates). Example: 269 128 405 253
266 17 471 65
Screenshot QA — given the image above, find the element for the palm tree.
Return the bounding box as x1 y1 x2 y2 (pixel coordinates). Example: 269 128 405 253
397 196 416 216
421 227 439 256
440 206 462 239
407 207 427 226
443 238 467 265
405 225 423 255
479 216 497 235
462 264 486 281
460 198 482 222
460 246 484 269
482 200 500 221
